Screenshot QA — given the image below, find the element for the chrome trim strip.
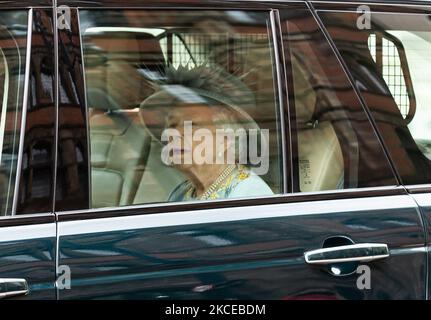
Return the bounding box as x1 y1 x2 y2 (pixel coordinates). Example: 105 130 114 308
77 9 92 208
293 184 401 197
53 0 60 301
53 1 59 214
407 184 431 189
58 194 416 236
56 184 403 216
0 223 55 242
315 8 431 14
12 9 33 215
0 212 54 227
0 212 53 221
270 9 288 194
61 1 304 9
304 243 390 264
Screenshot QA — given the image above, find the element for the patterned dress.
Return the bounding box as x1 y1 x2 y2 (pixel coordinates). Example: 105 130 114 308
168 165 274 202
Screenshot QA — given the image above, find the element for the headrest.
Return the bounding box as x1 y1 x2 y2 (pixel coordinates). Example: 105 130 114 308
84 32 165 112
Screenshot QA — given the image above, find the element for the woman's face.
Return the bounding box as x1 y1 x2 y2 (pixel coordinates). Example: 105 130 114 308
165 104 227 171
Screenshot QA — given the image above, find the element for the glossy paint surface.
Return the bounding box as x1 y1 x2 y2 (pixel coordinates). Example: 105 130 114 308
0 219 56 299
58 195 426 299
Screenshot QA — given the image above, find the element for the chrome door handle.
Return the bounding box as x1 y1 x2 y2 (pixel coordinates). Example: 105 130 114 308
0 278 29 299
304 243 390 265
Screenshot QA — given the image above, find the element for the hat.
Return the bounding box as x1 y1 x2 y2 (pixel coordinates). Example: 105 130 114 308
139 64 261 141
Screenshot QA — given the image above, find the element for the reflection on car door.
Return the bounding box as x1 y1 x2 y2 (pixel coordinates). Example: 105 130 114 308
0 6 57 300
0 216 57 299
57 191 426 299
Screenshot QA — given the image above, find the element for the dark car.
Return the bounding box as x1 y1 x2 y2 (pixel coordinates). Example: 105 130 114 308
0 0 430 300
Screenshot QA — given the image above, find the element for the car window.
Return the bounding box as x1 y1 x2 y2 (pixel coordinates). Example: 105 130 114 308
79 10 283 209
280 9 397 193
0 11 28 216
319 11 431 185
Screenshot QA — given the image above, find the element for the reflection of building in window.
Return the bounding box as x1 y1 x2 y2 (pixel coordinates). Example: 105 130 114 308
0 12 28 215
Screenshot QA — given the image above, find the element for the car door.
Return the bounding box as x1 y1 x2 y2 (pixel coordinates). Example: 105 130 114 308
55 0 426 300
0 4 57 299
315 1 431 300
410 188 431 300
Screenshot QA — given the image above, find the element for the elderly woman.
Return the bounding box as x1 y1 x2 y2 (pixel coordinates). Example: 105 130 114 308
140 65 273 202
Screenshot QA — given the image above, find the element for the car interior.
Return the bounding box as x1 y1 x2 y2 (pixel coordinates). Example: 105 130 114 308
83 10 431 207
83 15 284 208
291 54 345 192
85 32 186 208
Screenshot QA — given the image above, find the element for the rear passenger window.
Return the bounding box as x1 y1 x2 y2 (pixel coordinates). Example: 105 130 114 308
0 11 28 216
80 10 283 208
281 9 397 192
320 11 431 185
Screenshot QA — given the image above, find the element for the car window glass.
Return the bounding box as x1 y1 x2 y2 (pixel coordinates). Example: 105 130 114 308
319 11 431 185
0 11 28 216
280 9 397 192
79 10 283 209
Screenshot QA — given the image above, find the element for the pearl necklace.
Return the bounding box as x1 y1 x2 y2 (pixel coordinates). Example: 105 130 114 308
199 164 237 200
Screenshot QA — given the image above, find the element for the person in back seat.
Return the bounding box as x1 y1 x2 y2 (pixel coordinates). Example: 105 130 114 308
139 65 273 202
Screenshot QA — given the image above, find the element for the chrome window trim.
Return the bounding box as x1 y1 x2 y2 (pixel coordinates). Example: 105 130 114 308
407 184 431 189
58 193 416 236
0 212 55 228
0 4 53 9
270 9 288 194
77 6 274 10
53 0 59 213
12 9 33 216
0 212 53 220
53 0 60 301
56 184 404 218
62 1 305 9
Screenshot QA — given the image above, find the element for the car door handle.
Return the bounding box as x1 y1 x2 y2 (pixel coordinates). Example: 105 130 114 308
304 243 390 265
0 278 29 299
